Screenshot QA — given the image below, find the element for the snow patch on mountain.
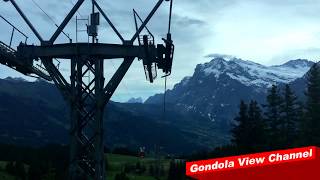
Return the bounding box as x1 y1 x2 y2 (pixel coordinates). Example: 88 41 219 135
199 58 313 88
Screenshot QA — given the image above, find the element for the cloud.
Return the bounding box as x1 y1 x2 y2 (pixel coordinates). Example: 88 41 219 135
205 53 236 60
174 16 206 27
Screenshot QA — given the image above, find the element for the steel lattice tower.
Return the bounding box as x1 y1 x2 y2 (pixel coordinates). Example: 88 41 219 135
0 0 174 179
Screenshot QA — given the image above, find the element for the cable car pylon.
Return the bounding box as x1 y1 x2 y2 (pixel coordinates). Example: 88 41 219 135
0 0 175 179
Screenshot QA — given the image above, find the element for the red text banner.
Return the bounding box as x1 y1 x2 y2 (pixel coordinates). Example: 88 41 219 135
186 146 320 180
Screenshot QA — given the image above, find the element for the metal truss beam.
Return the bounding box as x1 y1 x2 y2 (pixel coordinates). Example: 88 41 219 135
17 43 152 59
41 59 71 100
69 57 106 180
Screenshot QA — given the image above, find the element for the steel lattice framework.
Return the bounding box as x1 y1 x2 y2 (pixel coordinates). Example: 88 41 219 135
0 0 174 179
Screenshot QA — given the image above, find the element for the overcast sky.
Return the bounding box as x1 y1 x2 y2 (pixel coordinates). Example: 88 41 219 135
1 0 320 102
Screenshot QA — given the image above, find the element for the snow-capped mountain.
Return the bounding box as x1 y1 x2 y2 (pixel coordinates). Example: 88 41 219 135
198 58 313 88
146 58 314 130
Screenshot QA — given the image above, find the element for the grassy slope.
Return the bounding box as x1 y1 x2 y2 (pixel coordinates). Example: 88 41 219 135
107 154 171 180
0 172 15 180
0 161 16 180
0 154 172 180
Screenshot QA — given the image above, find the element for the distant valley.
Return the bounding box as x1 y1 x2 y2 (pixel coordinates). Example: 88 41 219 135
0 58 315 154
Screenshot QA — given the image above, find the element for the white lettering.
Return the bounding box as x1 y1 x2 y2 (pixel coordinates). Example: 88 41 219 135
238 157 265 166
269 154 276 162
189 161 235 173
190 164 198 173
269 148 313 163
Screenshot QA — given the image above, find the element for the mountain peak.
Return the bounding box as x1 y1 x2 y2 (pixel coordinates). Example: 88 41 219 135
3 77 27 82
198 57 229 77
207 57 228 66
126 97 143 104
278 59 314 68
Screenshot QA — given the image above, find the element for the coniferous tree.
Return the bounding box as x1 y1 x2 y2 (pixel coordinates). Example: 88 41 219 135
302 64 320 146
247 100 267 151
231 100 249 149
264 84 283 149
232 100 266 152
279 84 302 147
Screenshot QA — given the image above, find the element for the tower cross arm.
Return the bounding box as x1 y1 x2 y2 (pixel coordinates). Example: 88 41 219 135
17 43 151 59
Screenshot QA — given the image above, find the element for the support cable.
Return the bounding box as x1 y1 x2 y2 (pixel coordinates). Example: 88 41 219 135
168 0 173 33
163 76 167 121
0 15 28 45
31 0 72 42
163 0 173 120
70 0 84 17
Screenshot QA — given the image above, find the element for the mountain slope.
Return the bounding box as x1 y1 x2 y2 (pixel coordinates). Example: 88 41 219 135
0 78 228 154
146 58 314 130
0 59 315 154
289 61 320 98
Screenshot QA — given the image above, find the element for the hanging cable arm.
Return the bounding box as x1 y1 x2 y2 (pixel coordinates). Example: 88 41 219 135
168 0 173 33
